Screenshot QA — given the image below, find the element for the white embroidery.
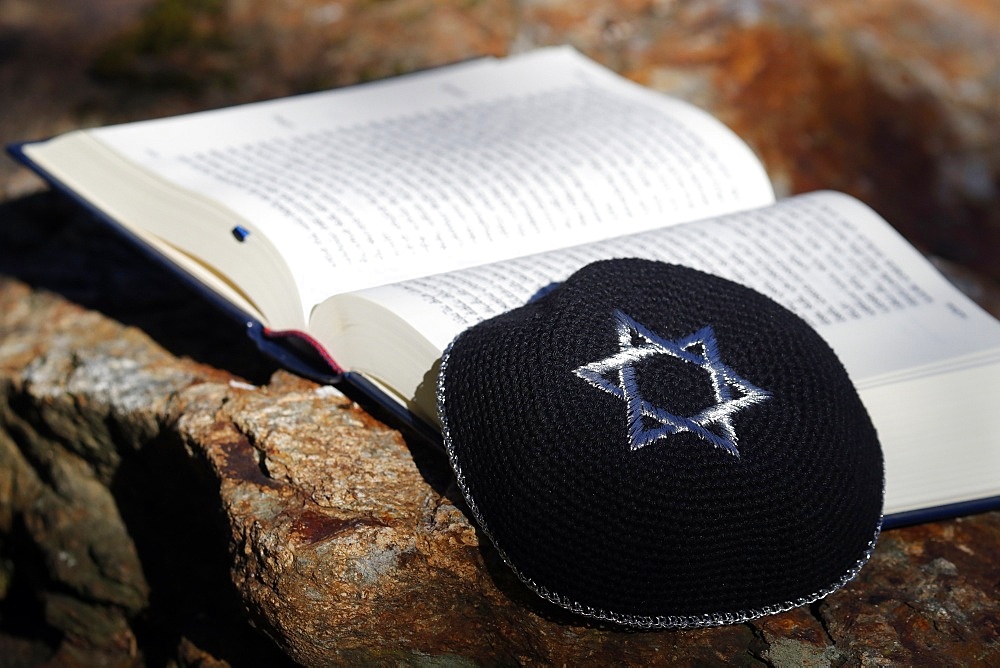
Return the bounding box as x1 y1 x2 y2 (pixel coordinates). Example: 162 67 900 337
573 310 771 456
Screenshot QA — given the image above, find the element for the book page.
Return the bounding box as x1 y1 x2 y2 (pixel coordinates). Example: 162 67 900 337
860 361 1000 515
336 191 1000 388
85 47 773 319
20 132 307 329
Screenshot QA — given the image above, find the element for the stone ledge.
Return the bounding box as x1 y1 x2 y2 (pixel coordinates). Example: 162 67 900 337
1 205 999 664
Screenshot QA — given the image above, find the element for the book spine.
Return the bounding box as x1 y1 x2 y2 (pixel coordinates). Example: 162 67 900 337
883 496 1000 529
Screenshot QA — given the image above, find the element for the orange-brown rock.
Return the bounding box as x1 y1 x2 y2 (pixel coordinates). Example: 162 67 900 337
5 1 1000 274
1 196 999 664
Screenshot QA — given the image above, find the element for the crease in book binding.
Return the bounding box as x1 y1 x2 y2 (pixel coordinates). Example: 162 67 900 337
254 324 344 378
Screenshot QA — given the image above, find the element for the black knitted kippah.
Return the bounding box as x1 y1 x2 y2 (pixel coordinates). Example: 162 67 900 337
437 259 884 628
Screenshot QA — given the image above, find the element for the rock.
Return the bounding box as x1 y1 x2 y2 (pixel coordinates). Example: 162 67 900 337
4 1 1000 273
514 0 1000 278
822 516 1000 665
0 247 761 662
1 219 999 662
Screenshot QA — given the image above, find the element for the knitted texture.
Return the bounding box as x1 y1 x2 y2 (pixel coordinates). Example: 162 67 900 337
437 259 884 628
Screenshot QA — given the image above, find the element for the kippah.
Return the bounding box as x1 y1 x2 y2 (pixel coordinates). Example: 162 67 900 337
437 259 884 628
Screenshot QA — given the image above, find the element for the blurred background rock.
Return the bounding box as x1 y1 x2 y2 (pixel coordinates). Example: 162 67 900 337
3 0 999 280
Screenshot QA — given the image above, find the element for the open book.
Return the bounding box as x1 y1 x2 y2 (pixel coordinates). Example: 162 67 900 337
10 47 1000 527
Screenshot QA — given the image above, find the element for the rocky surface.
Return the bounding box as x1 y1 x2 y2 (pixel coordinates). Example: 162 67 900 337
2 0 1000 664
1 207 999 664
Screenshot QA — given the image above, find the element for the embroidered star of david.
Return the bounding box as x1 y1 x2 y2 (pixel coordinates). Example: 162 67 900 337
573 310 771 456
